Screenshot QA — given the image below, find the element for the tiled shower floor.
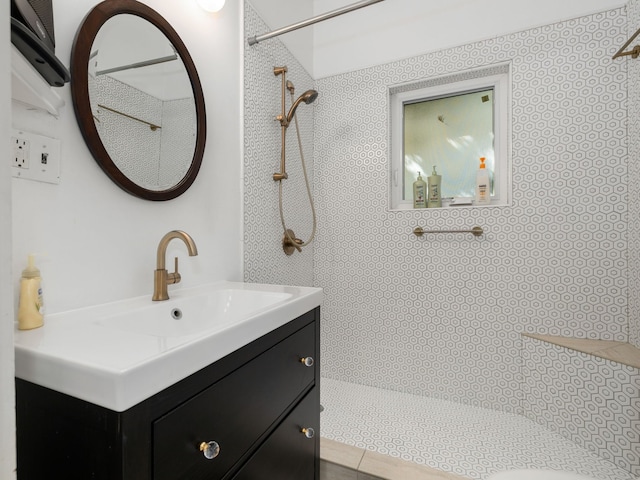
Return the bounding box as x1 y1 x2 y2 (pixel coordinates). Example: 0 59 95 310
320 378 637 480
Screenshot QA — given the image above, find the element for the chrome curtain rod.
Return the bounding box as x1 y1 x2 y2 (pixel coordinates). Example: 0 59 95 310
247 0 385 46
96 54 178 76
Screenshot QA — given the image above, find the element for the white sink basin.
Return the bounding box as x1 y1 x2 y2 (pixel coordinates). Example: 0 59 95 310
93 288 293 338
14 282 322 412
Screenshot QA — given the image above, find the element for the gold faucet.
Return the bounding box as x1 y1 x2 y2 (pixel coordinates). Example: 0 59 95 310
153 230 198 301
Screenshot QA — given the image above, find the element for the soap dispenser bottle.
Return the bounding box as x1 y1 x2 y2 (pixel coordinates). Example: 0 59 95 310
413 171 427 208
427 166 442 208
18 254 44 330
475 157 491 205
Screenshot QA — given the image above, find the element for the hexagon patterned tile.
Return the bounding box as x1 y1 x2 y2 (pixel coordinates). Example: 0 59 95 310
321 378 637 480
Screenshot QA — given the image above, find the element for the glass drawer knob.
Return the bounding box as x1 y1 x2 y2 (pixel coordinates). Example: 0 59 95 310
301 427 315 439
300 356 314 367
199 441 220 460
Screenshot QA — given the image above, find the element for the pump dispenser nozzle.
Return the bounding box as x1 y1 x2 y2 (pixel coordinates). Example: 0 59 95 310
22 254 40 278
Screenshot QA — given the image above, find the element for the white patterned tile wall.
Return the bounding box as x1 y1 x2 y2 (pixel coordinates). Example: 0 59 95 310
243 4 640 475
243 3 639 475
159 98 197 189
92 75 162 187
90 75 195 190
521 337 640 476
628 0 640 349
313 10 628 413
244 2 315 288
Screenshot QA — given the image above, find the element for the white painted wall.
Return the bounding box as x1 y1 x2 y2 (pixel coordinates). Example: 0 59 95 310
11 0 244 316
4 0 243 470
1 0 16 475
311 0 626 78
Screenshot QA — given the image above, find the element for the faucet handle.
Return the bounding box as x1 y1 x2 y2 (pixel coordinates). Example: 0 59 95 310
167 257 182 285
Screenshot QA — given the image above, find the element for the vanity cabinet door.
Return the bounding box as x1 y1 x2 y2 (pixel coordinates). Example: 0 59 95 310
231 387 319 480
153 322 316 480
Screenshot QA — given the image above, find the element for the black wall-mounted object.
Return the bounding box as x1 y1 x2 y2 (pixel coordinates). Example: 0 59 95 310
11 0 70 87
12 0 56 51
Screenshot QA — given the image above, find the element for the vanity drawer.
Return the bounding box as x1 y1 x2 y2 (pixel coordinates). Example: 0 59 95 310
152 321 316 480
231 387 319 480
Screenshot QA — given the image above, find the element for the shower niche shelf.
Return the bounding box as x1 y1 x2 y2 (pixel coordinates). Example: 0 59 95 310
11 45 65 116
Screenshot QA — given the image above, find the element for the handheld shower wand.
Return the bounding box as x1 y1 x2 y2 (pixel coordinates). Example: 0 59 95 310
286 89 319 125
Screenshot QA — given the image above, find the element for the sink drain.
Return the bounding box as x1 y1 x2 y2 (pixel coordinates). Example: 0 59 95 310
171 308 183 320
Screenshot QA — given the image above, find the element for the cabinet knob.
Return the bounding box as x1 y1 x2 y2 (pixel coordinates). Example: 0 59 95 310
199 441 220 460
301 427 315 439
300 356 314 367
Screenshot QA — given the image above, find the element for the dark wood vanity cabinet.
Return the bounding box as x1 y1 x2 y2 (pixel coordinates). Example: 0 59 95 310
16 308 320 480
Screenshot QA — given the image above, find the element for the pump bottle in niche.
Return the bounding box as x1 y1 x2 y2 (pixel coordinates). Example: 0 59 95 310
475 157 491 205
413 171 426 208
427 166 441 208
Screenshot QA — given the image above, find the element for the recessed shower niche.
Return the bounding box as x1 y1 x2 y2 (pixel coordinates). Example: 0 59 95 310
389 63 512 210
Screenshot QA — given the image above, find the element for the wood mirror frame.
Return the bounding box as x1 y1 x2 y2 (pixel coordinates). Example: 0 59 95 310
70 0 206 201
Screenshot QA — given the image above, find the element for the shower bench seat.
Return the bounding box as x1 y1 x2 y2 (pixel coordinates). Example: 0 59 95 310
522 333 640 368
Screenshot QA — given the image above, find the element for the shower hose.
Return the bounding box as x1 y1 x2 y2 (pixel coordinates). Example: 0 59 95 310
278 92 317 250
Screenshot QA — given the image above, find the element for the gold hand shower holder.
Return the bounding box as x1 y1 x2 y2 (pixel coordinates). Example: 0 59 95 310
613 26 640 60
272 66 319 255
273 66 289 181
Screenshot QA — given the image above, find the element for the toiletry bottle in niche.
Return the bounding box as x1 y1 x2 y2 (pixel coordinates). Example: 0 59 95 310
18 254 44 330
475 157 491 205
413 172 426 208
427 166 441 208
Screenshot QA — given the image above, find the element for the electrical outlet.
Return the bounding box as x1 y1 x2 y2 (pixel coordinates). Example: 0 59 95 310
12 136 30 169
11 130 61 184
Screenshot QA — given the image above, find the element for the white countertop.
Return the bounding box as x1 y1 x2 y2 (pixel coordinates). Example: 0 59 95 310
14 281 322 412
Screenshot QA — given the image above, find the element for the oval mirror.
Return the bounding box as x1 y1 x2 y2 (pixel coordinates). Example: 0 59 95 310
71 0 206 201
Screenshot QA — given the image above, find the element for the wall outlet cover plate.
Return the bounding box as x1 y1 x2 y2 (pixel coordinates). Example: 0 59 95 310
11 129 60 184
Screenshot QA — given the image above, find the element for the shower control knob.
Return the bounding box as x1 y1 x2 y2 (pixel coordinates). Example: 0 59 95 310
301 427 315 439
282 229 302 255
300 356 314 367
199 441 220 460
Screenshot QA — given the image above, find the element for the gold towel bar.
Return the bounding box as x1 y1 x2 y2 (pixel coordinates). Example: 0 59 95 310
97 104 162 131
413 226 483 237
613 27 640 59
